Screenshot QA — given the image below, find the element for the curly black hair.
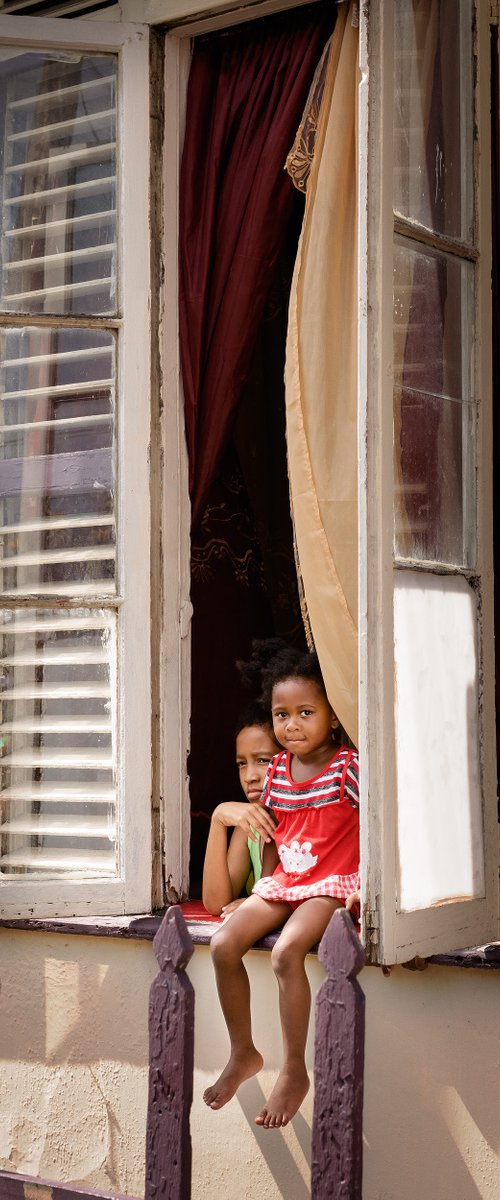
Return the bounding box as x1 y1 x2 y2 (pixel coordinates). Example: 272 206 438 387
236 638 289 694
259 646 326 710
234 700 276 738
237 639 327 711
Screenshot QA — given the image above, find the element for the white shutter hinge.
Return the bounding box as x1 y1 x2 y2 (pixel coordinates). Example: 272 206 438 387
365 912 379 942
179 599 193 639
491 1 499 26
363 900 380 961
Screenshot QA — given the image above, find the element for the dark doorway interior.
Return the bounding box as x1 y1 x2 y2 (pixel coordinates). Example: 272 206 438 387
188 206 307 892
181 5 336 894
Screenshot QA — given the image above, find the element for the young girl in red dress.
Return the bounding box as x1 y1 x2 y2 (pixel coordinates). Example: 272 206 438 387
203 644 360 1129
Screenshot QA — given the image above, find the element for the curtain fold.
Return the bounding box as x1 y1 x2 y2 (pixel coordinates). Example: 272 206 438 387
179 6 335 529
285 0 359 743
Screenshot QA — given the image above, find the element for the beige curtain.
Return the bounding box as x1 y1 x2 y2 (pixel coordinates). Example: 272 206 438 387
285 1 359 743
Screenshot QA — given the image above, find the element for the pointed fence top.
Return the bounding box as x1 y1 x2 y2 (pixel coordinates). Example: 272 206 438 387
152 905 195 973
318 907 365 980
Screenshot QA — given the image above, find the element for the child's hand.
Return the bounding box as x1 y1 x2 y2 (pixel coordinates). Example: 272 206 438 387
220 898 246 920
234 801 278 844
345 891 360 921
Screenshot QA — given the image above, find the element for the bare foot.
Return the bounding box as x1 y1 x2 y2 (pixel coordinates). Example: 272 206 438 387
255 1064 310 1128
203 1047 263 1110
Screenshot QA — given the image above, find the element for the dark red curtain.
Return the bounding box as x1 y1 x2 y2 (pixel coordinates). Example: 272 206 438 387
179 3 335 529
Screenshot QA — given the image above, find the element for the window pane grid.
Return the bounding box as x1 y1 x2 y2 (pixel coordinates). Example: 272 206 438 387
0 49 120 887
392 0 476 572
393 236 474 568
0 326 116 598
0 54 117 317
0 606 117 879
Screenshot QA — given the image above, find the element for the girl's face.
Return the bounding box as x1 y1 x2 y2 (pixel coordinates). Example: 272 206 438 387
235 724 278 802
271 677 338 757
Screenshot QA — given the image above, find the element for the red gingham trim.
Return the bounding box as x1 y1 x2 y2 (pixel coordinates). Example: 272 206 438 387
253 871 360 903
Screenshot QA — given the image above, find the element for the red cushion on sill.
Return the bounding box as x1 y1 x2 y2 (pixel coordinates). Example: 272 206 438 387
179 900 223 923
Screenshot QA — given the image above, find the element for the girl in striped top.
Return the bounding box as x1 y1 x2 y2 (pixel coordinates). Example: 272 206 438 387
203 644 360 1129
202 702 279 917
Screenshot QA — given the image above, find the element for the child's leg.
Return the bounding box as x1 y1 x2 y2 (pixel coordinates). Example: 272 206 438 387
256 895 342 1129
204 894 291 1111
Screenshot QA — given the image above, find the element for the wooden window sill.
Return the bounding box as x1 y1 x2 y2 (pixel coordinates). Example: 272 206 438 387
0 904 499 967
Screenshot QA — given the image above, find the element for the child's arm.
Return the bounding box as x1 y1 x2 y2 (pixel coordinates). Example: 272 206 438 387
202 802 276 916
261 836 279 878
202 808 249 915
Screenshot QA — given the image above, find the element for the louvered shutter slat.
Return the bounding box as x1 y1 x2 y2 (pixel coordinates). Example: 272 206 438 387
4 345 113 369
0 614 112 633
8 74 116 110
0 547 115 569
3 583 115 599
2 682 111 700
8 109 115 142
2 751 113 768
1 649 108 665
0 516 113 535
6 141 116 174
0 416 111 436
2 378 112 398
4 176 115 207
6 279 114 304
1 717 111 733
0 850 116 873
1 817 115 837
1 785 115 804
5 246 115 273
5 212 117 243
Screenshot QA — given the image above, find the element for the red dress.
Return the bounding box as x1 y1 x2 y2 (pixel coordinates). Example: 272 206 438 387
252 746 359 904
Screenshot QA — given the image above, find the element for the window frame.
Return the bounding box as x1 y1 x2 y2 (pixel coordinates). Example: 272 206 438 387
0 13 153 918
358 0 499 964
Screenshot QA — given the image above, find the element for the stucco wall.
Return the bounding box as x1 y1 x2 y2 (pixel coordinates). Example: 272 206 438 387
0 928 499 1199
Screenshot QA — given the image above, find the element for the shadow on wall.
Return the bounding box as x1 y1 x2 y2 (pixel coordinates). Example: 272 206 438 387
362 965 500 1200
0 932 156 1189
239 1078 312 1200
0 933 155 1067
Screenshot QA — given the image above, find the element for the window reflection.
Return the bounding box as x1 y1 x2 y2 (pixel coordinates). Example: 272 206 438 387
393 239 474 565
0 327 116 597
0 608 117 878
393 0 473 241
0 53 117 315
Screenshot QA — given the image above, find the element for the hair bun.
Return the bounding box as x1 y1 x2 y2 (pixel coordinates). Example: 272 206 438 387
236 638 289 692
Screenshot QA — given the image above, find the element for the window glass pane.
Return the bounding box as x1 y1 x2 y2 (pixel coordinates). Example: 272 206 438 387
0 53 117 315
393 237 474 565
394 573 484 912
394 0 473 241
0 608 117 880
0 326 116 597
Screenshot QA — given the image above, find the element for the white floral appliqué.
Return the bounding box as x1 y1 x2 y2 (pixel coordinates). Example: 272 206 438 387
278 840 318 875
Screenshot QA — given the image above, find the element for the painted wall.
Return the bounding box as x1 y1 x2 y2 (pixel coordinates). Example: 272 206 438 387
0 929 499 1200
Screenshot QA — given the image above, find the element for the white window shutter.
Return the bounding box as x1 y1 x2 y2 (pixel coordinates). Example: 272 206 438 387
0 16 152 917
358 0 498 963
